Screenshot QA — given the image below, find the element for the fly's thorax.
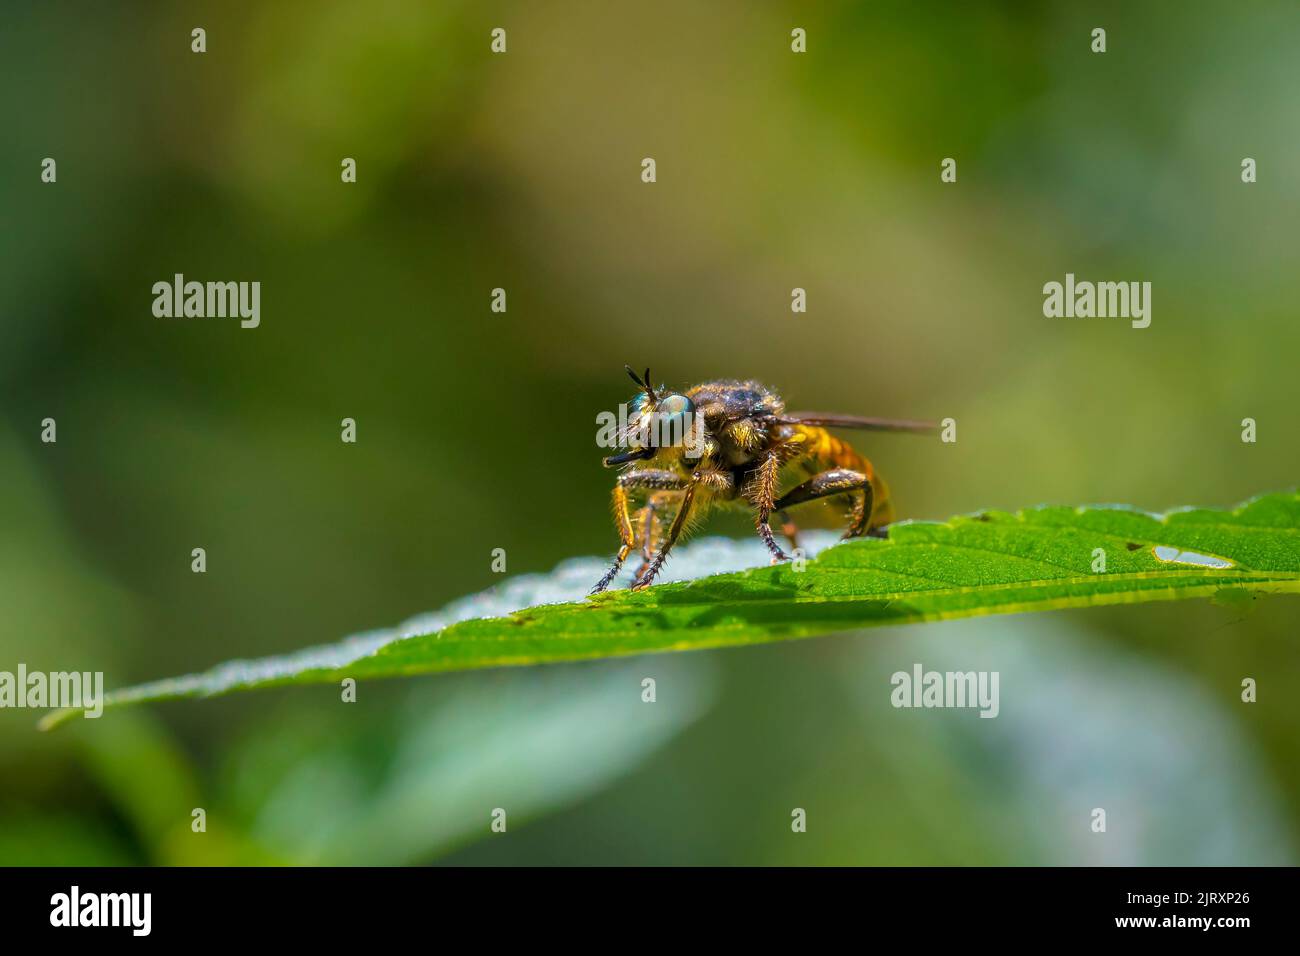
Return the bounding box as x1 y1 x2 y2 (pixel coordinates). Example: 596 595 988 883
686 380 785 422
684 381 785 466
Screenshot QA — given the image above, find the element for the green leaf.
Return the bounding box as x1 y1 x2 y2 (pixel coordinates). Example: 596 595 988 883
42 490 1300 729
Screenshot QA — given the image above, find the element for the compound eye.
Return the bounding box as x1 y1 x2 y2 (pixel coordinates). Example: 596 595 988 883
657 394 695 419
653 393 699 449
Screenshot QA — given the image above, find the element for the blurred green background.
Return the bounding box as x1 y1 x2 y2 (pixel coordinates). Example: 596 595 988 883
1 0 1296 865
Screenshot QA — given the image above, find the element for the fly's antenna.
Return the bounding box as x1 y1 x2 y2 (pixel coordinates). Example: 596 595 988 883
624 364 659 401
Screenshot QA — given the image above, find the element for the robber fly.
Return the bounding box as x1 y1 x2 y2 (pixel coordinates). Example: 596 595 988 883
592 366 936 592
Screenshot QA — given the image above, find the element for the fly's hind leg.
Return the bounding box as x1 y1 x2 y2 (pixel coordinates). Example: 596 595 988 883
774 469 874 540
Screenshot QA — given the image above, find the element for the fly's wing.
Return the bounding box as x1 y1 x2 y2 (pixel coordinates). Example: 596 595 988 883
762 412 938 434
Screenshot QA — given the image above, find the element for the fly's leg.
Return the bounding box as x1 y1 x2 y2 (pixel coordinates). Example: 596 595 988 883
774 469 874 539
631 481 698 590
632 493 668 582
750 453 789 563
629 469 731 589
591 483 635 593
592 470 688 593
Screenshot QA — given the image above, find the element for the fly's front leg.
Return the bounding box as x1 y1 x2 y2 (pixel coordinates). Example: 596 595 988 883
627 468 730 589
631 481 698 590
632 493 669 582
592 470 688 593
591 483 635 593
774 468 873 539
